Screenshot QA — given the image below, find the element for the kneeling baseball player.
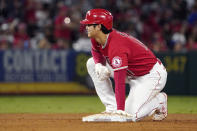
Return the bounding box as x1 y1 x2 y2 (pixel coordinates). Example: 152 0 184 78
80 9 168 122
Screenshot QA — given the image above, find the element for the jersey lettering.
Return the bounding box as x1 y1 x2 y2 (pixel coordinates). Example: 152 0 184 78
117 31 148 50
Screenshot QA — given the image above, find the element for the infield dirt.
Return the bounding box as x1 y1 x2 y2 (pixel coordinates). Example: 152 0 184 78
0 114 196 131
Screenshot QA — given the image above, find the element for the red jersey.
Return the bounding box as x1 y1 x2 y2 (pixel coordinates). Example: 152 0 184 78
91 29 158 111
91 29 157 76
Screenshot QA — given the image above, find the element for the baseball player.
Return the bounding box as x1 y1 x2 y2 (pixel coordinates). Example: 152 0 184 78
81 9 167 122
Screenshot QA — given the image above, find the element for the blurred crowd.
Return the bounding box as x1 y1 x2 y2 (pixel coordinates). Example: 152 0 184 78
0 0 197 53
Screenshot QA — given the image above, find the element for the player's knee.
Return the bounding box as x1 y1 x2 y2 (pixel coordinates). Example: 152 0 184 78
125 102 139 115
86 57 95 71
163 70 168 85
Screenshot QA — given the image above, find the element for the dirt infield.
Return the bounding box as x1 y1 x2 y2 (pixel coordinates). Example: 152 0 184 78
0 114 196 131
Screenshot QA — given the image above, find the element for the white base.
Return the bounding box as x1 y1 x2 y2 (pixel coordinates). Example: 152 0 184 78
82 113 134 122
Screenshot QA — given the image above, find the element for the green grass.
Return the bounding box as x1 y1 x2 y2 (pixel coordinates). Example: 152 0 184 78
0 95 105 113
0 95 196 114
168 96 197 114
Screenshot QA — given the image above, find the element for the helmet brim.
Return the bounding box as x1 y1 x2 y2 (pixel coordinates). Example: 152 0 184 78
80 19 95 25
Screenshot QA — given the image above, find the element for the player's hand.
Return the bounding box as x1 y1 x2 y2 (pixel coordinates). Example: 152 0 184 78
95 63 110 81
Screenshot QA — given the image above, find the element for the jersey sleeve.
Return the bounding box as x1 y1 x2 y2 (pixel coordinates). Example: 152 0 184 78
114 69 126 110
91 39 105 64
111 51 128 111
110 51 128 71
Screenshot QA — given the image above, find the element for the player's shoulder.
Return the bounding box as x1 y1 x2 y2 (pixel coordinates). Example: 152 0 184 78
110 30 131 43
112 29 129 37
109 35 128 52
110 30 129 45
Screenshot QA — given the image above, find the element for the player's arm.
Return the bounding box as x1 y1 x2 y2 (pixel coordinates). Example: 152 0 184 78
111 52 128 111
114 69 127 110
91 39 110 80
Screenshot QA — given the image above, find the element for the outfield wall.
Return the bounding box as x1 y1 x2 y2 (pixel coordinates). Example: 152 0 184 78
156 51 197 95
0 50 196 95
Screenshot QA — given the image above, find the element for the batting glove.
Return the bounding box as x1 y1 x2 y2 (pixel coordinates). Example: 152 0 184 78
95 63 110 81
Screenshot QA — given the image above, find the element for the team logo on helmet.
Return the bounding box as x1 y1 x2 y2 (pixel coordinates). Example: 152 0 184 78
112 56 122 68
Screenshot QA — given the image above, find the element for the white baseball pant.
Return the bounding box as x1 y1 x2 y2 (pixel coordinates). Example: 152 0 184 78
86 57 167 121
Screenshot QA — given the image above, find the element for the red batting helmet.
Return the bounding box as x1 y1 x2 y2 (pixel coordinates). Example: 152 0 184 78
80 9 113 30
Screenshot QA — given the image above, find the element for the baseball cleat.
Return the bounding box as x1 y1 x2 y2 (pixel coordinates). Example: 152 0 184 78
152 92 168 121
82 110 134 122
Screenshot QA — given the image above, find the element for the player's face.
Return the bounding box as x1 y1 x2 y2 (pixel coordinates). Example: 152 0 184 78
86 24 99 38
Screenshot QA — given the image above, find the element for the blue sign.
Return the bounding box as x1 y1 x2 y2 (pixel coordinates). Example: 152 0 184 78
0 50 70 82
